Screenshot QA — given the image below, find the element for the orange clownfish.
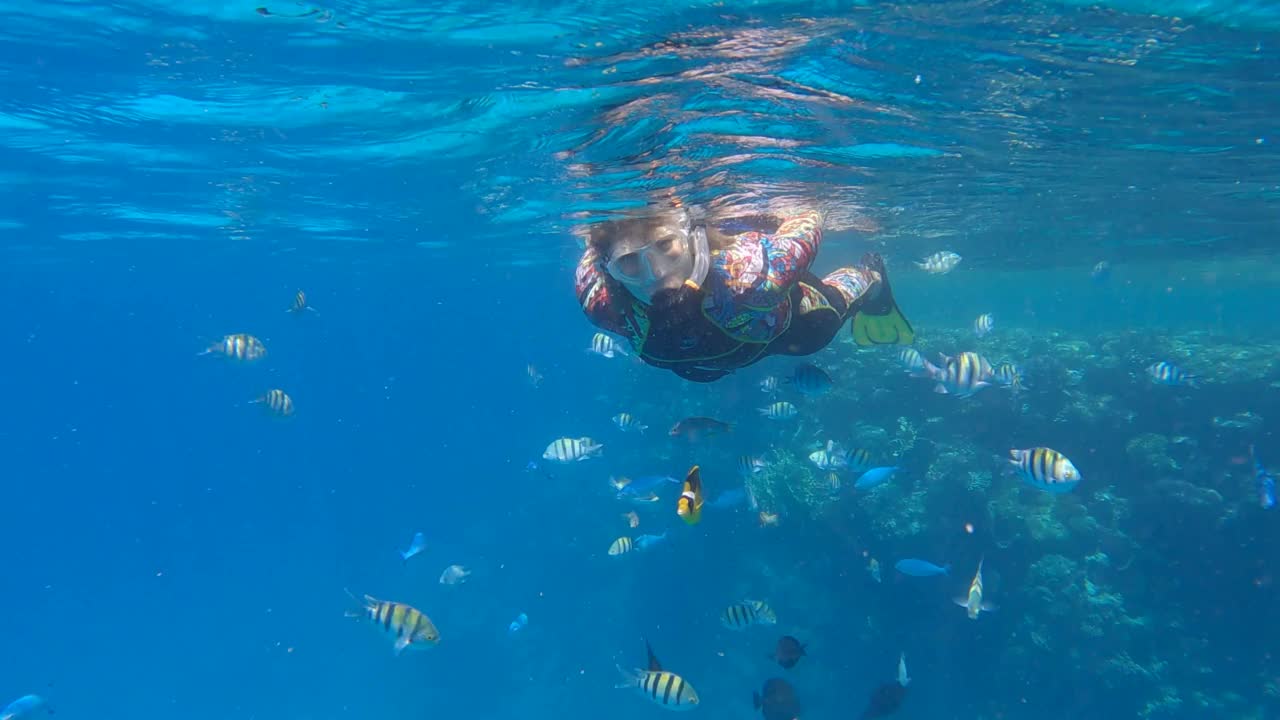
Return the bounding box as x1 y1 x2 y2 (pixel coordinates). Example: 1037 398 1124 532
676 465 704 525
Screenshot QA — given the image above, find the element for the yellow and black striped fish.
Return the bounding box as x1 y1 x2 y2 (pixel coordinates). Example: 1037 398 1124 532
253 388 294 416
927 351 993 398
1009 447 1080 493
676 465 704 526
347 592 440 654
616 639 699 711
721 599 777 630
608 536 634 556
287 290 317 314
200 333 266 361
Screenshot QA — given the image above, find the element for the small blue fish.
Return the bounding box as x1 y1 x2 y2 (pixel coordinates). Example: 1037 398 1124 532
508 612 529 635
1252 445 1276 510
894 559 950 577
399 531 426 563
709 488 747 509
614 475 679 497
854 466 899 490
635 532 668 550
0 695 49 720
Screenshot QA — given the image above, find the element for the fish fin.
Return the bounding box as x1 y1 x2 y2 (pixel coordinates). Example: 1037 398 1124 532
615 665 640 688
942 564 951 576
982 601 998 612
933 384 949 394
644 638 662 671
952 596 969 608
394 636 411 655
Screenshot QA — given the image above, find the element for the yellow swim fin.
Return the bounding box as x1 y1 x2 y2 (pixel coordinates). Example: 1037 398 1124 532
851 253 914 346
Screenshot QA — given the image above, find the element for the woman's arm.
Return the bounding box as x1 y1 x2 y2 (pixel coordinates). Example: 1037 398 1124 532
575 246 632 337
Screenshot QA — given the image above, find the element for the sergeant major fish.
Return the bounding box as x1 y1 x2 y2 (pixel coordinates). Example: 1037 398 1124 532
1009 447 1081 493
287 289 317 314
616 639 700 711
1147 361 1198 388
346 591 440 654
758 401 798 421
588 332 629 359
722 600 777 630
252 388 294 416
973 313 994 338
200 333 266 361
786 363 833 396
613 412 649 433
916 251 961 274
924 351 993 398
543 437 603 462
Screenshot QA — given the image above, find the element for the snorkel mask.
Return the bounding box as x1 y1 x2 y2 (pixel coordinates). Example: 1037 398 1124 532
604 210 710 303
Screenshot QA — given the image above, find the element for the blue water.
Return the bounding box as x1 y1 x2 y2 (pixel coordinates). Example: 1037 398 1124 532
2 2 1279 720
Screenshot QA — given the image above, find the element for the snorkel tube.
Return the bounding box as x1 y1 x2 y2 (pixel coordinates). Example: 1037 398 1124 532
682 204 710 292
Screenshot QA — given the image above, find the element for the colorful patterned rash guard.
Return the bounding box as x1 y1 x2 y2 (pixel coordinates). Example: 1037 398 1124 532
575 209 873 382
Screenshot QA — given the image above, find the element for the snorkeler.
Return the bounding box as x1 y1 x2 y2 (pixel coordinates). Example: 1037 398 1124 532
574 203 914 382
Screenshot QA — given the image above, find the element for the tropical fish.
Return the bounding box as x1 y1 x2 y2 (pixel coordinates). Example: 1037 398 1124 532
676 466 704 525
992 362 1024 392
896 347 927 375
915 251 961 274
894 559 949 577
287 289 317 314
722 600 777 629
348 592 440 654
859 681 907 719
252 388 294 416
809 440 850 471
868 557 881 583
954 557 996 619
760 376 780 393
1009 447 1081 493
542 437 603 462
609 536 634 556
526 363 544 387
399 531 425 563
973 313 994 338
1251 445 1276 510
753 678 802 720
613 412 649 433
0 695 49 720
508 612 528 635
897 653 910 687
669 416 732 441
613 475 679 497
1147 361 1198 388
846 448 873 472
758 511 779 527
758 401 798 420
709 488 747 510
439 564 471 585
637 532 668 550
787 363 833 396
588 332 629 358
1090 260 1111 283
773 636 806 669
924 351 993 398
622 510 640 528
200 333 266 361
854 466 899 490
739 455 768 477
616 639 700 711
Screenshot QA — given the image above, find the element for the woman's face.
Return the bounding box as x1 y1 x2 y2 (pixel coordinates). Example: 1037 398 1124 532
603 215 694 303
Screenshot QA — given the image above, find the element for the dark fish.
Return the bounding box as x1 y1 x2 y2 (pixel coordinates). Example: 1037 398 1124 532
753 678 801 720
859 682 907 719
787 363 833 396
669 416 732 441
773 636 806 669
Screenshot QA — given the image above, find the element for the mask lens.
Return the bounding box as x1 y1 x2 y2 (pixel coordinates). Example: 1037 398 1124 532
611 251 643 280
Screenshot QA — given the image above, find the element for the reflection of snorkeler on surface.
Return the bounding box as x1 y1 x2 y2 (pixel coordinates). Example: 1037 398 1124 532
575 202 914 383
